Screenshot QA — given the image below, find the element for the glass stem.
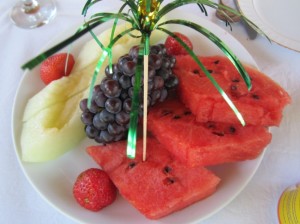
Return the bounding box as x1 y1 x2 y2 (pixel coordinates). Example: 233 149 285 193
22 0 39 14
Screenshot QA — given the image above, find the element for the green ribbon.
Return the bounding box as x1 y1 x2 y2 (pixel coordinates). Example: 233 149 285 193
126 36 145 159
22 13 133 70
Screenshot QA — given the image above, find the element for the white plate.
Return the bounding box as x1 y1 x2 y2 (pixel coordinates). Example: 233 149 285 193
238 0 300 52
12 12 263 224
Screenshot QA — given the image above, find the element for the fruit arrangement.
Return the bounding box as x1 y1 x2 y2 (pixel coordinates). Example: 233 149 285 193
18 0 291 222
18 28 291 219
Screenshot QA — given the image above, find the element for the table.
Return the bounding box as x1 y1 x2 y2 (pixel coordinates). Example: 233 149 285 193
1 1 299 224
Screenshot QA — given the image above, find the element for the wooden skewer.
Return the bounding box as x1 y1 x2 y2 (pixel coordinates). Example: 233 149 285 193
142 55 149 162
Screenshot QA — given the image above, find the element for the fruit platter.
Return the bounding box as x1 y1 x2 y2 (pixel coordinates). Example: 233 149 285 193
12 2 290 224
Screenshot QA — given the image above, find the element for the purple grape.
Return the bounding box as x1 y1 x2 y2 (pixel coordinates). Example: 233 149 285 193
117 54 132 70
119 75 131 89
112 72 123 81
119 89 128 100
150 45 161 54
161 57 171 69
95 131 114 143
149 54 162 70
129 46 139 58
93 90 107 107
123 98 132 113
115 111 130 125
147 65 156 78
114 132 126 141
105 65 113 78
101 79 121 98
93 113 108 130
79 99 88 112
105 97 122 114
159 88 168 102
151 90 161 105
81 111 94 125
157 68 170 80
165 75 179 89
169 56 176 68
122 60 136 76
153 76 164 90
88 100 101 113
85 125 99 138
107 122 125 135
99 109 115 123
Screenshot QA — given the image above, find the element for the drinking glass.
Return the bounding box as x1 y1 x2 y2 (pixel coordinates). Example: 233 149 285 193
10 0 57 29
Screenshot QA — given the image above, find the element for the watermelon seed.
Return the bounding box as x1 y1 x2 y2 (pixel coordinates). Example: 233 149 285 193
206 121 216 129
252 94 260 100
163 166 172 174
128 161 136 169
214 60 220 64
228 126 236 134
184 111 192 116
173 115 181 119
163 177 176 185
161 110 172 117
193 69 206 77
208 69 213 74
232 78 240 83
193 69 199 74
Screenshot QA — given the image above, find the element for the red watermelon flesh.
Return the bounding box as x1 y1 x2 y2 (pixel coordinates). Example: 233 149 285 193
87 138 220 219
147 97 272 167
173 55 291 126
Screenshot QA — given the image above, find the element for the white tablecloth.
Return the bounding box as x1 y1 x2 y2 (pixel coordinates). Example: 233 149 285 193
1 1 299 224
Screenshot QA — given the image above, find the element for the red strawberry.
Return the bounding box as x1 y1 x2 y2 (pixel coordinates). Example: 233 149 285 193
40 53 75 85
165 32 193 56
73 168 117 212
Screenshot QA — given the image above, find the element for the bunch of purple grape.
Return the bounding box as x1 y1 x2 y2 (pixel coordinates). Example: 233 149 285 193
79 44 178 144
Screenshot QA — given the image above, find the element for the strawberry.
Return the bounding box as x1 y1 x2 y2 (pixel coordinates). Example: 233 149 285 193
164 32 193 56
73 168 117 212
40 53 75 85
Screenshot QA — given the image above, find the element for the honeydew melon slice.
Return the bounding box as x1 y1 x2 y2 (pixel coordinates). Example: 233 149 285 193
21 91 85 162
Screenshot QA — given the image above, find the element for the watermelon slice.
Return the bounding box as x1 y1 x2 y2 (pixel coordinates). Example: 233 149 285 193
173 55 291 126
147 97 272 167
87 138 220 219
